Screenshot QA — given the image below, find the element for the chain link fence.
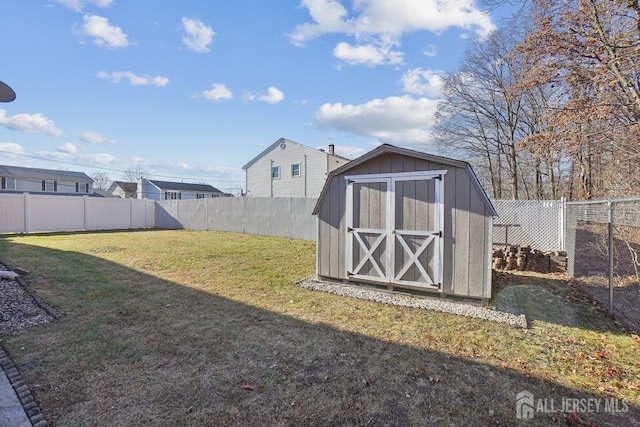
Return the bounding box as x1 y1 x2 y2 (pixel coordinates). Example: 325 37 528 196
566 198 640 332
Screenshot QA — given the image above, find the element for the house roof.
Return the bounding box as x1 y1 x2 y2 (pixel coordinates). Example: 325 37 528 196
0 164 93 182
0 189 103 197
147 180 222 193
112 181 138 193
241 137 349 170
312 144 497 216
92 189 118 198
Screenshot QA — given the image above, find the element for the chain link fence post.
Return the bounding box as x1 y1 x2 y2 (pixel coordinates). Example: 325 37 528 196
566 197 640 331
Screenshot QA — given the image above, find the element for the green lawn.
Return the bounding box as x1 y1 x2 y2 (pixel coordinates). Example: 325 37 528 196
0 230 638 426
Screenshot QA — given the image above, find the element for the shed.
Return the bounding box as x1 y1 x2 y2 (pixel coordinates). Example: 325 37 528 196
312 144 497 300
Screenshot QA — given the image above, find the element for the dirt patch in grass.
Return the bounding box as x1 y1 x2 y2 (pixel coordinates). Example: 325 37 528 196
0 231 639 426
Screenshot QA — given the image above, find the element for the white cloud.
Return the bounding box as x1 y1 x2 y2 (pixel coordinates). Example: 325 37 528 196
0 110 64 137
75 15 129 50
422 44 437 57
55 0 114 13
289 0 353 46
246 87 285 104
259 87 285 104
58 142 78 154
202 83 233 101
400 68 444 97
181 17 215 53
39 149 117 165
290 0 495 66
333 42 403 66
0 142 26 156
80 130 116 144
91 153 117 164
97 71 169 86
315 95 438 145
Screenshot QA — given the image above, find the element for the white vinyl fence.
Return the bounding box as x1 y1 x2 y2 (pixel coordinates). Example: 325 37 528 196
491 199 565 251
156 197 318 241
0 193 155 233
1 193 567 250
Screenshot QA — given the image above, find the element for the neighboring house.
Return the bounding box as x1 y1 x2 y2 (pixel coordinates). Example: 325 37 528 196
137 178 230 200
0 164 94 196
242 138 350 198
109 181 138 198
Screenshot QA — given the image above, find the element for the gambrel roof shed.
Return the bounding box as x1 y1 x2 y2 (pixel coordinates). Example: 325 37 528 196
313 144 497 301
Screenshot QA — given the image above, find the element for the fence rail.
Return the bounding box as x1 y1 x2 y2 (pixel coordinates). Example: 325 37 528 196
0 193 155 233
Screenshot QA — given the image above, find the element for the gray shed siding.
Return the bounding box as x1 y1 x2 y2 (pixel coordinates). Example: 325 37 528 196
316 150 493 300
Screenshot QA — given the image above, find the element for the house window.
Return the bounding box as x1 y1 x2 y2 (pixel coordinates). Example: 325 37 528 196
196 193 205 199
42 180 57 192
291 163 301 177
271 165 280 179
165 191 181 200
1 177 6 190
85 183 89 193
75 183 79 193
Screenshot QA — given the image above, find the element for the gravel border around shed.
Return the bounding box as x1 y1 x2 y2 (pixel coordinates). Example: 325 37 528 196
295 277 527 328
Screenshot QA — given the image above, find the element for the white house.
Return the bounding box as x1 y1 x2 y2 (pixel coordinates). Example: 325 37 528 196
0 164 94 195
108 181 139 199
242 138 350 198
136 178 230 200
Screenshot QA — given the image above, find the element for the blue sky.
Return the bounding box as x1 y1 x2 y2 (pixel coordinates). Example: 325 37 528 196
0 0 503 193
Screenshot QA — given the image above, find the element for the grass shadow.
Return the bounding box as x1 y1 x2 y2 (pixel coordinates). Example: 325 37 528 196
0 232 638 426
491 272 627 333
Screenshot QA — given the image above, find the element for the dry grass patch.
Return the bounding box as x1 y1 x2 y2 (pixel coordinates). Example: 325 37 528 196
0 230 638 426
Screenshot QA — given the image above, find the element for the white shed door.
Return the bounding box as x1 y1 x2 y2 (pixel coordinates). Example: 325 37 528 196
345 171 445 289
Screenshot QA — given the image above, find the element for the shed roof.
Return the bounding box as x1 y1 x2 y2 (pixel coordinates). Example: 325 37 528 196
147 180 222 193
241 137 348 170
312 144 497 216
0 164 93 182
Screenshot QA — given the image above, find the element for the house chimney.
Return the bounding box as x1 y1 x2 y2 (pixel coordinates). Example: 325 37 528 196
328 144 335 155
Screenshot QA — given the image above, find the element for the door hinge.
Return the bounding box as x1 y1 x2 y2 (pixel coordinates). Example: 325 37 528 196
432 231 442 238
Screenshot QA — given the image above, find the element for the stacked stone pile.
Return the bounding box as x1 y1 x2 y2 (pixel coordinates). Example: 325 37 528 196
492 245 567 273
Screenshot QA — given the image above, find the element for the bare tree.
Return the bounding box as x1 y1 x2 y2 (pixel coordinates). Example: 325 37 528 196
515 0 640 199
434 26 557 199
90 171 111 190
123 166 148 182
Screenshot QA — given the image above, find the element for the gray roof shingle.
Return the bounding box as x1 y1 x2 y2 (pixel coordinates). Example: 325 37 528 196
112 181 138 193
148 180 222 193
0 164 93 182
